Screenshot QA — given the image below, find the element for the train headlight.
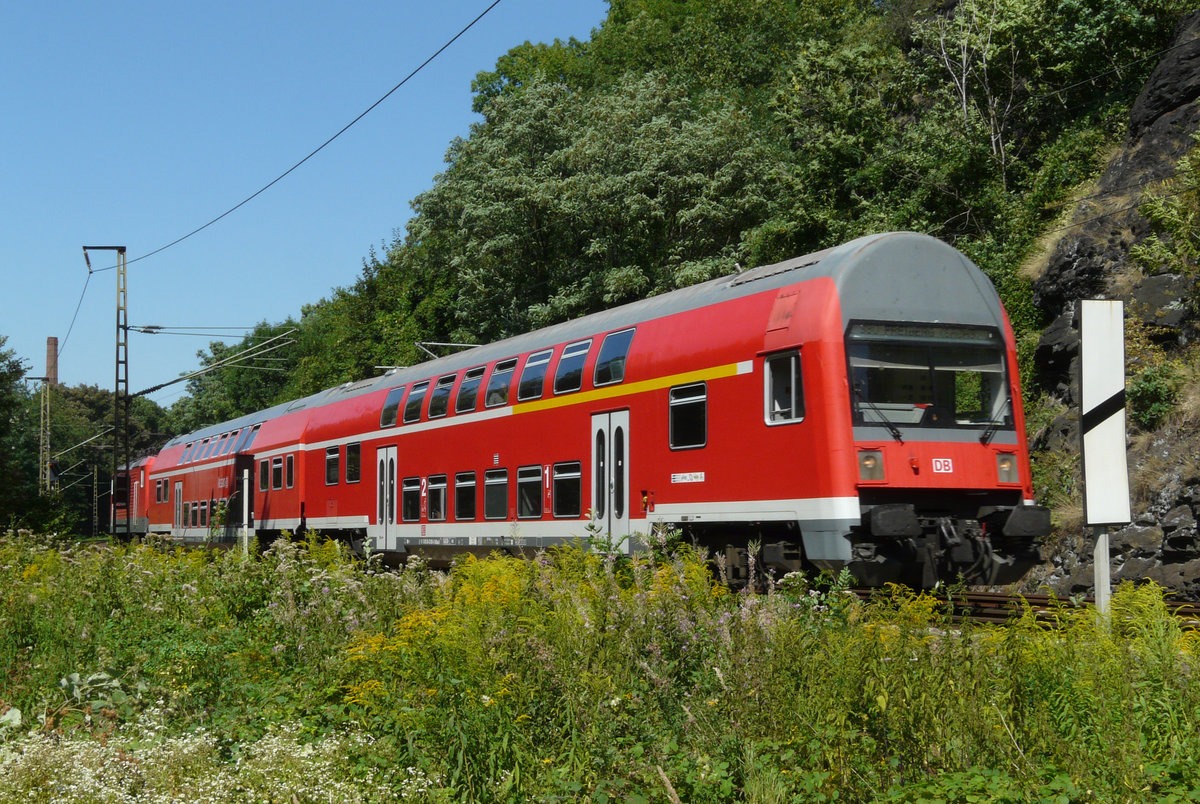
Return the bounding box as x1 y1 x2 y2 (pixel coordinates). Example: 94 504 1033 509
996 453 1019 484
858 450 885 481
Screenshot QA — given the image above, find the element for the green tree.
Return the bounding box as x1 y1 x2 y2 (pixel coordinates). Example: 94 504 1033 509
408 73 783 342
0 337 33 526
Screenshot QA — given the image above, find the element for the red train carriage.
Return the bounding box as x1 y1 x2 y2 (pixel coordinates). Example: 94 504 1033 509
112 454 155 536
127 232 1049 586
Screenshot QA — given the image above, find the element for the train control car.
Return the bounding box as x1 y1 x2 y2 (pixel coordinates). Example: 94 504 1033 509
125 232 1049 586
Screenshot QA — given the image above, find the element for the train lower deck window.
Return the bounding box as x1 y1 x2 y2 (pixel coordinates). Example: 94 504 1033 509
669 383 707 449
595 328 635 386
554 340 591 394
405 382 429 424
517 465 543 518
346 443 361 483
286 455 295 489
428 475 447 521
200 501 208 528
259 460 269 492
456 367 486 414
484 469 508 519
428 375 456 419
455 472 476 520
380 386 406 427
402 478 421 522
765 351 804 424
326 447 339 485
190 502 198 528
553 462 582 518
272 458 283 490
518 349 554 401
486 359 517 407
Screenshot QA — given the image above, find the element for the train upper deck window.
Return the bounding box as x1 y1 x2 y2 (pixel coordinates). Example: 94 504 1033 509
325 447 340 486
517 465 543 518
456 366 486 414
235 425 260 453
485 359 517 407
669 383 707 449
181 443 195 463
346 443 361 484
221 430 240 455
518 349 554 402
595 328 635 386
404 381 429 424
554 340 592 394
380 386 407 428
846 322 1011 431
765 352 804 424
428 374 456 419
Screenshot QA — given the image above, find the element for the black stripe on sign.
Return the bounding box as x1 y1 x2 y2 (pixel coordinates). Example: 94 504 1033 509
1081 389 1126 435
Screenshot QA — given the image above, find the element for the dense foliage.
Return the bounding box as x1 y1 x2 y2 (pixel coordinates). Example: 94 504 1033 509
1 534 1199 801
171 0 1190 426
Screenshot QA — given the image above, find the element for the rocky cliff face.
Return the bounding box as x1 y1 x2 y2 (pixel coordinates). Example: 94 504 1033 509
1025 11 1200 597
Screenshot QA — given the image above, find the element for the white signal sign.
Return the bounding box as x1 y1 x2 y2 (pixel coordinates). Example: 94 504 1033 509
1081 300 1131 526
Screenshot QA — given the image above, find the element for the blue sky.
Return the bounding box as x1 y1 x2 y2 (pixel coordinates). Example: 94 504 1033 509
2 0 608 409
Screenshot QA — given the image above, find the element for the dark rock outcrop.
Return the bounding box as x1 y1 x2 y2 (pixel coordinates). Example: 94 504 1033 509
1023 11 1200 600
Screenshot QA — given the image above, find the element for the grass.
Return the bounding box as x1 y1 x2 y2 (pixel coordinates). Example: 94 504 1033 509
1 530 1199 802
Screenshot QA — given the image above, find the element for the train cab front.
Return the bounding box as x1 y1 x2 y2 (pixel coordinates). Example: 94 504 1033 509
844 321 1049 587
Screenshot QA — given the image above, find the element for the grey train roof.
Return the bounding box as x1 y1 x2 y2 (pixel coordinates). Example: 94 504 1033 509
166 232 1003 445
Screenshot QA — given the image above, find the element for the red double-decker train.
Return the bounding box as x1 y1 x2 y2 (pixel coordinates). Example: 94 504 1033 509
115 232 1048 586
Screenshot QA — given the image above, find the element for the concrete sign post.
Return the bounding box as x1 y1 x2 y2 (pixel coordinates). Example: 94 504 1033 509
1080 300 1132 617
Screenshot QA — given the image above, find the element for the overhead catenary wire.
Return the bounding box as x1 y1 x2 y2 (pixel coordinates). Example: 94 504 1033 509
85 0 504 275
133 329 297 397
55 0 504 360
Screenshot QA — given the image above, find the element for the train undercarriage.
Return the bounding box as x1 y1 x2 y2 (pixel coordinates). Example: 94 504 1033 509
684 496 1048 589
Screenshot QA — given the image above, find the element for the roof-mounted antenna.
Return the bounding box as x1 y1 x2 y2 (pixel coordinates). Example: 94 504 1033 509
415 341 480 360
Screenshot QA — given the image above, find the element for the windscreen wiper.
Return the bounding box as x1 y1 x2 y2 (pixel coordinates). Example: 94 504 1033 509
979 399 1011 445
853 383 904 444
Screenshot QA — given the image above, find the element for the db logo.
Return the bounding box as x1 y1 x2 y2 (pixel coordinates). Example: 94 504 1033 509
932 458 954 473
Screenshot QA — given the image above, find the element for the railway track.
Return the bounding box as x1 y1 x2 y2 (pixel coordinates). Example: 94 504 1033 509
852 589 1200 625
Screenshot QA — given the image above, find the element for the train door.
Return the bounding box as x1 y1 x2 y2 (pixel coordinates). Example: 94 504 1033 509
173 481 183 535
591 410 631 545
376 446 398 550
